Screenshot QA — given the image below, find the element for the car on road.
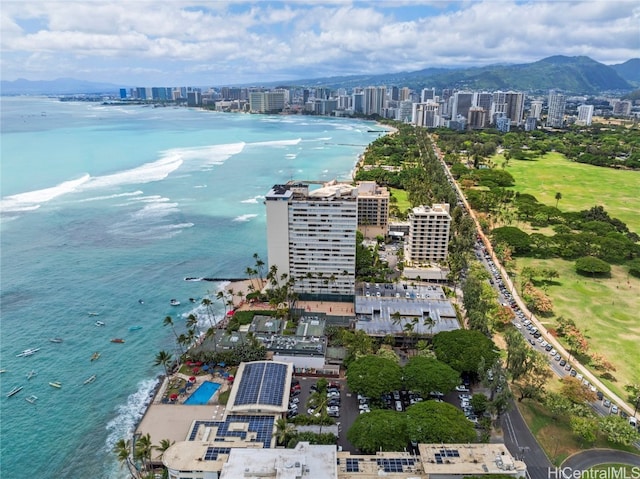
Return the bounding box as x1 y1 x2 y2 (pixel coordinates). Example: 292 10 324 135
570 369 577 377
564 363 572 371
559 359 566 367
554 354 562 361
611 405 619 415
597 391 604 400
529 339 536 346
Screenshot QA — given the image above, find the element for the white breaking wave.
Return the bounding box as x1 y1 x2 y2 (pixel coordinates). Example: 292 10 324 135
249 138 302 147
104 378 159 453
159 142 245 170
194 184 207 189
0 174 91 213
79 191 144 203
285 154 297 159
232 213 258 222
241 195 264 204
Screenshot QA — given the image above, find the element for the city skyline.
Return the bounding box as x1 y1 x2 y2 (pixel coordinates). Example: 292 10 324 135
1 1 638 86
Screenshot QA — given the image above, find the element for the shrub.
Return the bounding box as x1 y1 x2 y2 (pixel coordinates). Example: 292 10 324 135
575 256 611 276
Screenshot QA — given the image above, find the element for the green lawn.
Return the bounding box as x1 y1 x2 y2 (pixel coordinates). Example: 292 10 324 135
389 187 411 214
517 257 640 399
499 152 639 234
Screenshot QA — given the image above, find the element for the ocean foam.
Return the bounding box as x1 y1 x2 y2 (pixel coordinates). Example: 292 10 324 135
285 154 297 159
79 191 144 203
104 377 159 453
249 138 302 147
0 174 91 213
240 195 264 204
159 142 245 170
232 214 258 222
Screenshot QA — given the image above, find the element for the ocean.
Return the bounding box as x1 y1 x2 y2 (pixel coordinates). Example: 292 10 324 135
0 97 383 478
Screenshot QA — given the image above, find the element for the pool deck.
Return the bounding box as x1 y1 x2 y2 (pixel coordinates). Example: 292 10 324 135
136 372 231 445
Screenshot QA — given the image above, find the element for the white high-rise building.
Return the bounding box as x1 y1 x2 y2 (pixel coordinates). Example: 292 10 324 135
547 90 566 128
577 104 594 126
265 182 357 299
406 204 451 265
363 86 386 116
530 101 543 119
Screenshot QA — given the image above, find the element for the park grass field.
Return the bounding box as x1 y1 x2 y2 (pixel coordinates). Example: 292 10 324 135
389 187 411 214
500 152 639 234
517 257 640 399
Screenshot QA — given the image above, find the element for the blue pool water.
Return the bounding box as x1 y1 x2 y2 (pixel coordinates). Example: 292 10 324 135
184 381 221 405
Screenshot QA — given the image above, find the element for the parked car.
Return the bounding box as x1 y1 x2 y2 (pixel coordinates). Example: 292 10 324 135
559 359 567 367
603 399 611 408
611 405 619 415
455 385 470 392
596 391 604 400
395 401 403 412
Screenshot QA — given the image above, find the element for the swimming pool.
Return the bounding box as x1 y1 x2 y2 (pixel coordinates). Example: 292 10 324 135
183 381 220 405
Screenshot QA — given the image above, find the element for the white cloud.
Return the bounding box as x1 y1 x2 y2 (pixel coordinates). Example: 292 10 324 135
0 0 637 85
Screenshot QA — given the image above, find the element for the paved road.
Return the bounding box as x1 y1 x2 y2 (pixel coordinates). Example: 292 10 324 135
500 399 552 479
561 449 640 469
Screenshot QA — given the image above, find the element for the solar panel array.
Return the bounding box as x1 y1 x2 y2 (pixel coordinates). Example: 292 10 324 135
377 458 415 473
435 448 460 464
234 362 288 407
204 447 231 461
345 458 361 472
188 416 275 448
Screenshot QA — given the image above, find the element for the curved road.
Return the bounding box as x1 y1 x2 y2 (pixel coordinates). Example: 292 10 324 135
562 449 640 469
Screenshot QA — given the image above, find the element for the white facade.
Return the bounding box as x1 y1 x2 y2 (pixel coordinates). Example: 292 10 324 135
406 204 451 265
547 90 566 128
577 104 594 126
266 182 357 298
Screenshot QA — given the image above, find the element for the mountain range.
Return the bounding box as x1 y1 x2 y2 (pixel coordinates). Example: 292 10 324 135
1 56 638 96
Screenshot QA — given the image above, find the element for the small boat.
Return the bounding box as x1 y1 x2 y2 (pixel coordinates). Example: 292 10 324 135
138 299 145 304
25 394 38 404
84 374 96 384
110 338 125 343
7 386 23 397
95 321 105 327
49 338 64 343
189 297 197 303
88 312 100 316
0 369 7 374
49 381 62 388
16 348 41 357
170 299 180 306
128 326 143 331
26 370 37 380
90 352 101 361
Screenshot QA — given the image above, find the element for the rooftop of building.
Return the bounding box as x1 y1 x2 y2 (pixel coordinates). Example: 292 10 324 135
226 361 293 414
418 443 527 475
220 442 338 479
409 203 451 216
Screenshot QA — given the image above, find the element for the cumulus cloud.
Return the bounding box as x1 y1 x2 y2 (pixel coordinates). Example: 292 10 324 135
1 0 637 85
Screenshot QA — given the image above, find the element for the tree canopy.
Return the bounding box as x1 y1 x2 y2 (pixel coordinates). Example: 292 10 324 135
346 410 408 453
402 356 460 396
405 401 476 443
345 355 403 399
432 330 500 376
575 256 611 276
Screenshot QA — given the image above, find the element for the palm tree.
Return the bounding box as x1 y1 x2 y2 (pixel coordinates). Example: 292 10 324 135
555 192 562 209
274 418 296 446
163 316 183 354
153 438 174 460
154 350 173 377
186 313 199 332
113 438 137 479
201 297 216 329
134 433 153 473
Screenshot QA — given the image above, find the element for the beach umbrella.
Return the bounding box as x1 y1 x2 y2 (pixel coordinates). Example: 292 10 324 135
170 393 178 401
228 375 234 382
226 310 235 316
193 367 200 374
195 361 203 366
189 376 196 382
217 362 226 367
179 388 186 394
202 365 210 372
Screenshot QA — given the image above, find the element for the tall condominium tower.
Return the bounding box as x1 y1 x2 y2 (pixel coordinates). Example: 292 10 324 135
505 91 525 126
265 182 357 299
406 204 451 265
356 181 389 239
451 92 474 120
547 90 566 128
363 86 386 116
530 101 543 119
577 104 594 126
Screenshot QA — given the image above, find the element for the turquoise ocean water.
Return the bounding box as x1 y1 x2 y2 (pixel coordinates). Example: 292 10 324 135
0 97 382 478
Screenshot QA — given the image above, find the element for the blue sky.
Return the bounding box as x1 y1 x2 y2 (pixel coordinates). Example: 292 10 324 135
1 1 638 87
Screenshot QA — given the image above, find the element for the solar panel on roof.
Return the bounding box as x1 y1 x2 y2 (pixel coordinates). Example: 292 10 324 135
234 362 288 407
188 416 274 448
377 458 414 473
204 447 231 461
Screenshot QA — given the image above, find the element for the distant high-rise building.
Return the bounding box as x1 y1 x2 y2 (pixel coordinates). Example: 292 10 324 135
451 92 474 120
249 91 285 113
547 90 566 128
467 107 487 130
399 87 411 102
413 102 440 128
265 182 357 299
524 116 537 131
421 88 435 102
530 100 543 119
612 100 632 117
406 204 451 265
396 101 413 123
390 86 399 101
505 91 525 126
119 88 127 99
496 115 511 133
352 92 364 114
577 104 594 126
186 90 201 107
363 86 386 116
